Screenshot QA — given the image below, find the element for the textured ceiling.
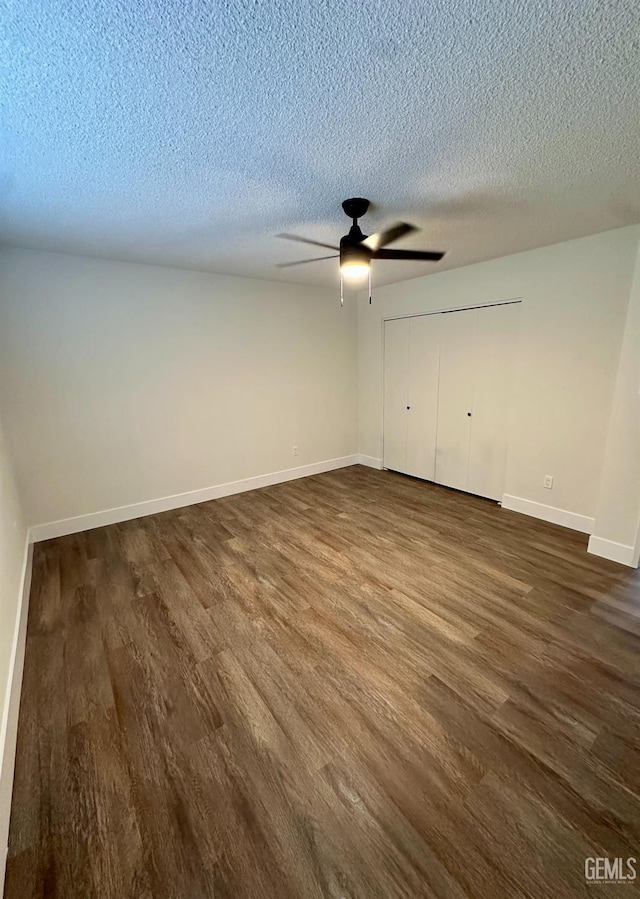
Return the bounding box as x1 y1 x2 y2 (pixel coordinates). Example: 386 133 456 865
1 0 640 288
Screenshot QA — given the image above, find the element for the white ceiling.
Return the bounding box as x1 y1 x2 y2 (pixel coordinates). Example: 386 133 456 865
1 0 639 288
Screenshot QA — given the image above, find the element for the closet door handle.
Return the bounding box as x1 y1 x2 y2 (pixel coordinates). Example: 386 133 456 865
406 406 411 410
467 412 472 417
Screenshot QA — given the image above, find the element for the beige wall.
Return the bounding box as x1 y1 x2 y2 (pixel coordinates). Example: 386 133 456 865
0 417 28 880
0 248 358 526
589 238 640 562
358 225 640 523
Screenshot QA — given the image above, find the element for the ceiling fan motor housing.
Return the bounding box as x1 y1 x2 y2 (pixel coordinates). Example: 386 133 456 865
340 228 370 268
340 198 371 268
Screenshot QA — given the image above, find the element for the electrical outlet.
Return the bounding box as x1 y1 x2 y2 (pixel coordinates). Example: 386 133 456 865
292 445 299 456
543 475 553 489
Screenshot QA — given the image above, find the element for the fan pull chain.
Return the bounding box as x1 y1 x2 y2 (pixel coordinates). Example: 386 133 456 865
368 267 372 304
340 272 344 306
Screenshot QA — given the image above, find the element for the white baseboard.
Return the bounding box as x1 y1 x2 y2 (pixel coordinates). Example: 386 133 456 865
1 538 34 892
357 455 383 470
29 455 359 542
587 535 637 567
501 494 595 534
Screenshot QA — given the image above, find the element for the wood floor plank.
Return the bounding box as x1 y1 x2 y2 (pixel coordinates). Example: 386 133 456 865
6 466 640 898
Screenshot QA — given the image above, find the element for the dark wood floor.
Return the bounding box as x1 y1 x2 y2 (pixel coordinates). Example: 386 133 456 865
5 466 640 898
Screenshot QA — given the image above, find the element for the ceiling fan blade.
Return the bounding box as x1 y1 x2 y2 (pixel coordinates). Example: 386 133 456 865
277 233 339 251
361 222 417 252
276 254 339 268
373 248 445 261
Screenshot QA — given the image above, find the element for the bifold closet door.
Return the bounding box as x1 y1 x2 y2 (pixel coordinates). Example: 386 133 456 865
435 303 519 500
466 303 519 500
434 310 475 492
405 313 440 480
383 317 410 474
383 315 440 479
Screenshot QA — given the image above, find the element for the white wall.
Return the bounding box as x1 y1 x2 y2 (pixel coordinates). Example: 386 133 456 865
0 417 29 884
0 248 358 527
589 238 640 564
358 226 640 523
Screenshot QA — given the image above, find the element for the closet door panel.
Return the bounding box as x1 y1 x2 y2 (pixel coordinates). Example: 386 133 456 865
405 314 440 481
467 303 519 500
434 309 475 491
383 318 410 473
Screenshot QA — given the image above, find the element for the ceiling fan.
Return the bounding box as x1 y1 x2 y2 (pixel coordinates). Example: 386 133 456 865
277 198 445 303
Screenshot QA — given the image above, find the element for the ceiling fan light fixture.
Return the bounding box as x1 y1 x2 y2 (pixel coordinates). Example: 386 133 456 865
339 234 370 282
340 261 370 281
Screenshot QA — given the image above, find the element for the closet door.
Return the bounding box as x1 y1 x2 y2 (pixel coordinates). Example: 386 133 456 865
405 314 440 480
384 303 519 499
434 309 475 491
467 303 519 500
383 317 410 473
